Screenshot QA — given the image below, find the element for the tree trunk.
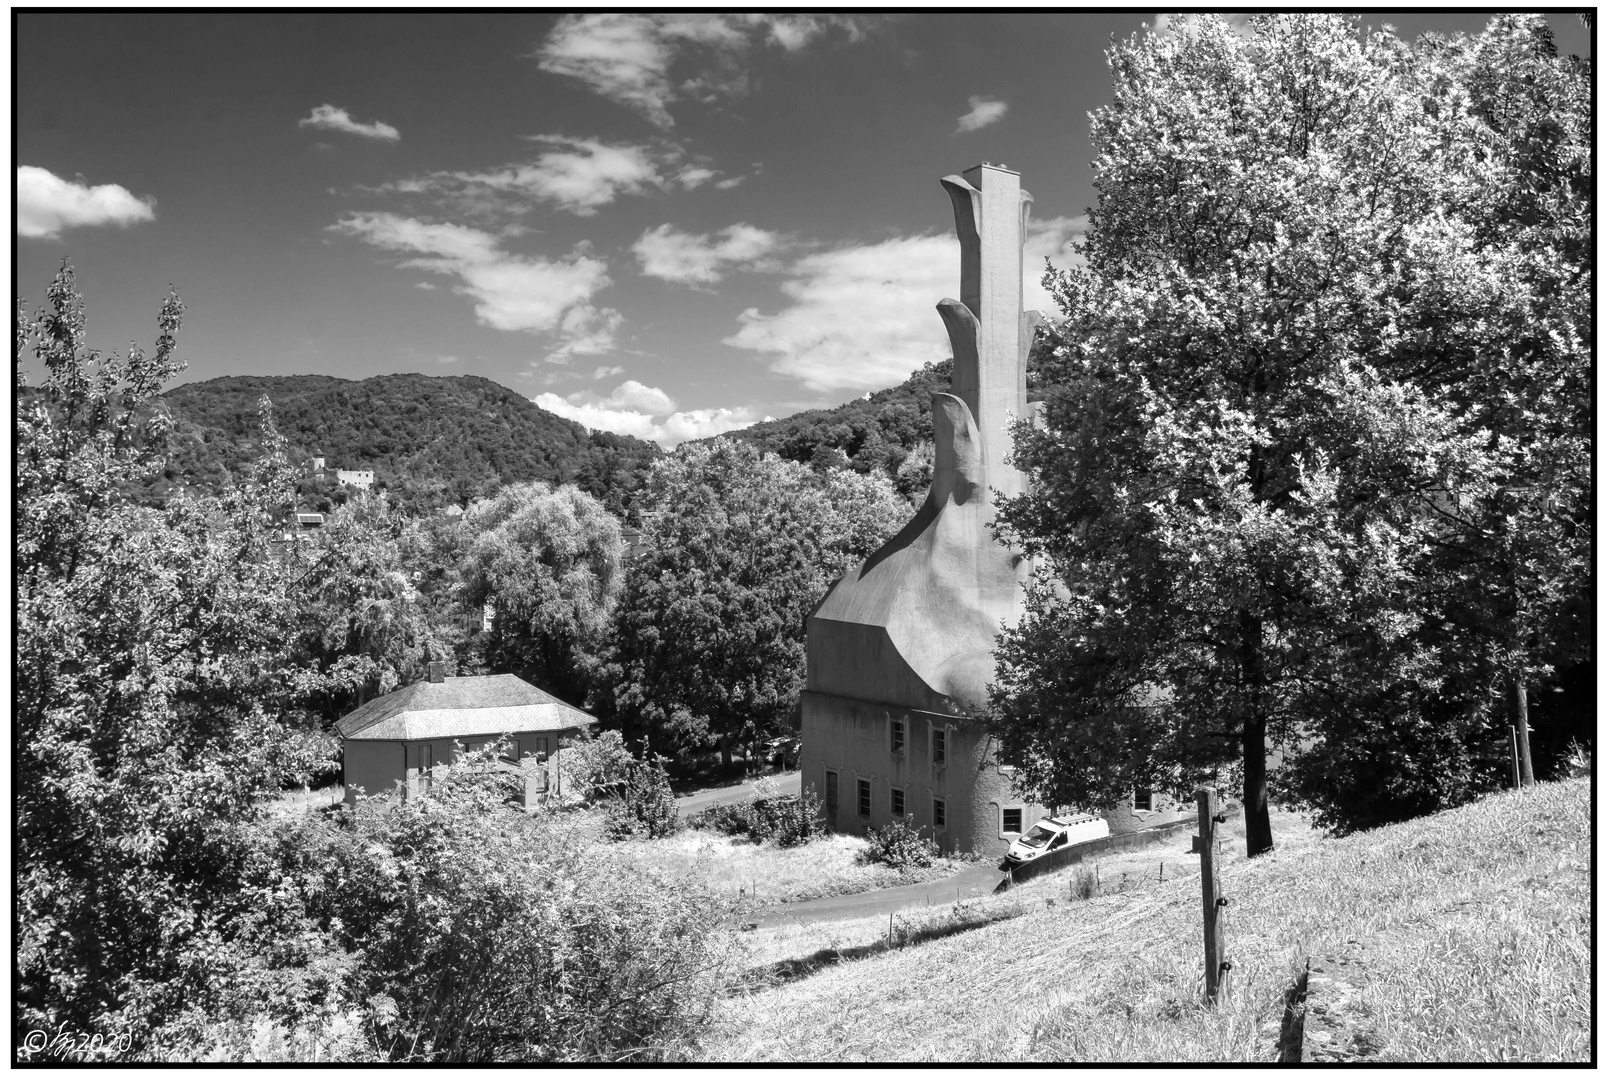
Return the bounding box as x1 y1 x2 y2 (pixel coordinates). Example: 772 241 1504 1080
1241 715 1275 858
719 735 732 770
1238 608 1275 858
1514 676 1536 787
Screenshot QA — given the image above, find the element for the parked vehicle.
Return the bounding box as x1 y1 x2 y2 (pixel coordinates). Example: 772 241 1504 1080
1004 813 1110 866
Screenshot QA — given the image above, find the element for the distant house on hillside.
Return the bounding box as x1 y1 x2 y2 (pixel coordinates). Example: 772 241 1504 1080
337 469 375 490
336 665 595 808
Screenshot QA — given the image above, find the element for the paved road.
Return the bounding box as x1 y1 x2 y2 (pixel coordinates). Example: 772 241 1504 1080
751 862 1008 928
675 771 800 815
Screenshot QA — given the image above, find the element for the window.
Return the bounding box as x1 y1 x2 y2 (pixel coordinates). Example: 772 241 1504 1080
420 744 434 793
891 787 905 818
1002 807 1023 834
825 770 839 815
933 798 946 829
1133 787 1152 811
890 718 905 755
857 778 871 818
932 727 946 764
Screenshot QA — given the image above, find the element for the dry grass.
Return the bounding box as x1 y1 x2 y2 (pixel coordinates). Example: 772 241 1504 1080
574 812 968 905
702 779 1588 1062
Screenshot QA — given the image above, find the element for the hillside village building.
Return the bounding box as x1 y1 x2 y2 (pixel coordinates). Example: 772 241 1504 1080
337 665 594 809
800 164 1184 857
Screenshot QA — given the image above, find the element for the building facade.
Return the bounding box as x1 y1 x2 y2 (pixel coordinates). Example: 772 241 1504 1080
337 666 594 809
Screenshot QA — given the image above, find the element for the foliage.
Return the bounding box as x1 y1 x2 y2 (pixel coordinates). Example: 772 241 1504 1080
604 439 907 762
139 372 661 516
606 758 681 841
15 263 338 1040
559 729 640 803
197 749 731 1063
688 787 827 848
859 819 939 870
459 481 625 707
990 14 1590 843
292 495 454 726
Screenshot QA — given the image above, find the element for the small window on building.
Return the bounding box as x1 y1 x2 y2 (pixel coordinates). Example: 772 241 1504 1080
826 770 839 815
1002 807 1023 835
421 744 434 792
857 778 871 818
933 727 946 764
890 718 905 755
933 799 946 829
891 787 905 818
1134 787 1151 811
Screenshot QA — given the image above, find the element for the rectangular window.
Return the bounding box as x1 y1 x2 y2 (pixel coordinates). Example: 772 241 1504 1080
932 727 946 764
890 718 905 755
421 744 434 792
891 787 905 818
933 799 946 829
826 770 839 815
1133 787 1151 811
857 778 871 818
1002 807 1023 834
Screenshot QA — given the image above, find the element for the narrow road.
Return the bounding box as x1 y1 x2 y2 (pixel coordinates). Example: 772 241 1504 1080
751 862 1007 928
675 771 800 815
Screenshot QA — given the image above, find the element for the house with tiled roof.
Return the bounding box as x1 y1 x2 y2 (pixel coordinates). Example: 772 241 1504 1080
337 663 595 808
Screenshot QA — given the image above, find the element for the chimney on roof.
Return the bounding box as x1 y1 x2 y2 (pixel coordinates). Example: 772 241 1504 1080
426 661 446 683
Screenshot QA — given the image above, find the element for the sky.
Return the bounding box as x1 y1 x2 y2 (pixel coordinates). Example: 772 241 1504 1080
15 11 1592 448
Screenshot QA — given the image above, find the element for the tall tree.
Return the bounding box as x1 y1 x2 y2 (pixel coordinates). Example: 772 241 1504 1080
16 264 334 1035
460 480 626 707
606 440 907 767
990 15 1589 848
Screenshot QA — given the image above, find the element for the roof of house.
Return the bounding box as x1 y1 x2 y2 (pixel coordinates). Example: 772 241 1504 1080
334 673 596 741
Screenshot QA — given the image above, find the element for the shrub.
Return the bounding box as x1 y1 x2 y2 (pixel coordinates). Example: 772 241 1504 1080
184 747 729 1062
560 729 638 803
689 787 826 848
608 758 680 840
860 818 939 870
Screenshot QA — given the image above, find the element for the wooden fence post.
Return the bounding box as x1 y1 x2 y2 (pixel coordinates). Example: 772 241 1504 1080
1197 786 1229 1004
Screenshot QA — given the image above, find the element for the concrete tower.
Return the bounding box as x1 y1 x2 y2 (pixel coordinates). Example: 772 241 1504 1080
799 164 1049 857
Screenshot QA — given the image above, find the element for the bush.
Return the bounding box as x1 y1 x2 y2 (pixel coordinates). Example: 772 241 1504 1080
688 787 826 848
560 729 638 803
608 758 680 840
859 818 939 870
173 748 729 1062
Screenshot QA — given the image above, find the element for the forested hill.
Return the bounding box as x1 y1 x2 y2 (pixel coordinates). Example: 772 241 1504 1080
147 373 661 515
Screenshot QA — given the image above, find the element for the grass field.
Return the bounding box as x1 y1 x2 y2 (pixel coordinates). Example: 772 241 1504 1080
703 779 1589 1062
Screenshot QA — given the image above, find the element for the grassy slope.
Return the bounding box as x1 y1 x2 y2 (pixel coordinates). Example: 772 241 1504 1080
704 779 1589 1062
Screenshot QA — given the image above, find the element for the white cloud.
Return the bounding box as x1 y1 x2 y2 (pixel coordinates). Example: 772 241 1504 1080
632 222 781 284
534 379 756 448
331 212 617 360
17 166 155 239
956 96 1008 134
728 220 1089 393
593 365 625 379
715 175 746 190
373 137 720 219
725 235 957 393
535 13 871 128
298 104 401 142
415 281 437 290
437 354 463 365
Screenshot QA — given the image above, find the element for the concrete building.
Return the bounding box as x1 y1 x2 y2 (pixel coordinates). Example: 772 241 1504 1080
801 164 1190 857
800 163 1050 858
337 469 375 490
336 664 594 809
